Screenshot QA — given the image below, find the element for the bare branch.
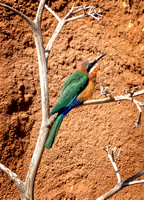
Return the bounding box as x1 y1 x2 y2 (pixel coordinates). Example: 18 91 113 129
83 88 144 127
0 163 24 192
45 4 61 22
64 14 89 22
123 169 144 186
115 149 122 162
45 20 65 63
125 180 144 186
84 89 144 105
133 89 144 96
123 86 141 97
0 2 104 199
103 145 121 183
25 126 49 199
132 99 143 128
122 87 144 127
41 113 58 129
63 3 76 19
64 5 102 22
96 147 144 200
1 1 143 200
100 86 114 100
0 2 35 28
0 1 50 199
63 4 102 20
44 4 102 63
35 0 47 24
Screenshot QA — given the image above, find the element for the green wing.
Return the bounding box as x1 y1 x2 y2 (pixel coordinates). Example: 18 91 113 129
51 70 89 114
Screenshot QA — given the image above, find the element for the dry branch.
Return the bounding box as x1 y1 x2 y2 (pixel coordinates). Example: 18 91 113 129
0 2 34 27
0 1 49 199
44 3 102 63
96 145 144 200
0 164 24 192
83 87 144 127
0 1 144 200
0 1 102 200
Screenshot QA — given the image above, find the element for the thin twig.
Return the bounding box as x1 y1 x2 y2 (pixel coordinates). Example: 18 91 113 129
65 14 89 22
133 99 143 128
64 5 102 22
96 147 144 200
123 169 144 186
45 20 65 63
132 90 144 96
63 3 75 20
100 86 114 100
44 4 102 63
122 87 144 127
45 5 61 22
123 86 141 97
83 89 144 128
103 145 121 183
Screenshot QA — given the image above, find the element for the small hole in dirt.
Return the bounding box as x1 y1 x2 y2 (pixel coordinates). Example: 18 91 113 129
6 100 18 114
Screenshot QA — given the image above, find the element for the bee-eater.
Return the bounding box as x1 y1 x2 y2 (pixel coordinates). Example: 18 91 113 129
45 54 106 149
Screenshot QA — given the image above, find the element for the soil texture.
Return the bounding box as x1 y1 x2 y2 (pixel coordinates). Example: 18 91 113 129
0 0 144 199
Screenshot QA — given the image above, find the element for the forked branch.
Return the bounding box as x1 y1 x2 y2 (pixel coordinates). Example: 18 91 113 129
0 1 144 200
42 88 144 129
83 87 144 128
45 3 102 62
0 1 102 199
96 145 144 200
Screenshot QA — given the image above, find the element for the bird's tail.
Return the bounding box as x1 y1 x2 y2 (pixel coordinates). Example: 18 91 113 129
45 114 64 149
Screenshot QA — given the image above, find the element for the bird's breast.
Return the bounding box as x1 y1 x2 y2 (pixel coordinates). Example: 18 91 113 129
77 79 96 102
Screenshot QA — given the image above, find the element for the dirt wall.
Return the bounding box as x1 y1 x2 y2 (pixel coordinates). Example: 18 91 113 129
0 0 144 199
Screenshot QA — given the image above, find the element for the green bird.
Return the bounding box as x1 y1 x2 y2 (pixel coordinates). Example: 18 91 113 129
45 54 106 149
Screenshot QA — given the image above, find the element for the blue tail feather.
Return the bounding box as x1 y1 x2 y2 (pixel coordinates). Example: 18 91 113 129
62 98 81 115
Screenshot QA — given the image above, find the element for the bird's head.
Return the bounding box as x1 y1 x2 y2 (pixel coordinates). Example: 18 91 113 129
79 54 106 76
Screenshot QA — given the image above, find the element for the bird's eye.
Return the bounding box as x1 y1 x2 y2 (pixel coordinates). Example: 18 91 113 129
87 64 92 72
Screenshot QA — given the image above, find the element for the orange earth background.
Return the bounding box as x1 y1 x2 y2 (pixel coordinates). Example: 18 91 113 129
0 0 144 199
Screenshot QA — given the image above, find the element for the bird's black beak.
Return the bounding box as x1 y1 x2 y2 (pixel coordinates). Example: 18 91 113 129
94 53 107 63
87 53 106 73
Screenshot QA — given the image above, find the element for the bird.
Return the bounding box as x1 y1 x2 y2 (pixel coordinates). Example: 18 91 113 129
45 54 106 149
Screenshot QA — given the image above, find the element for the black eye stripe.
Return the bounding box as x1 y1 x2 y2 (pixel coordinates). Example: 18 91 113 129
87 60 97 72
87 54 106 72
87 63 93 72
